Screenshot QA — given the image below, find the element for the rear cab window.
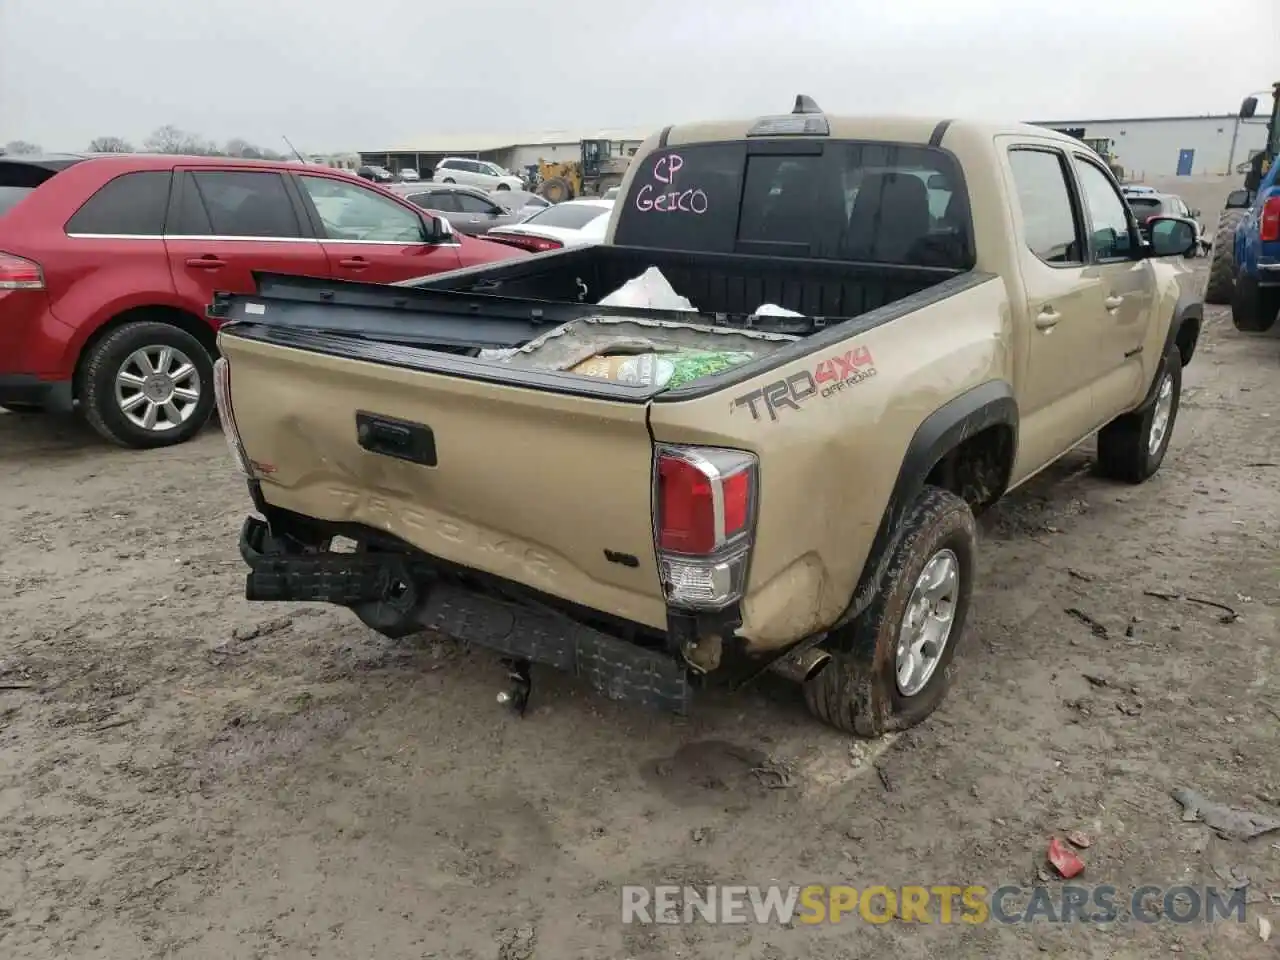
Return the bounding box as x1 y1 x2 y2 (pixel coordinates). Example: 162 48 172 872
613 139 974 269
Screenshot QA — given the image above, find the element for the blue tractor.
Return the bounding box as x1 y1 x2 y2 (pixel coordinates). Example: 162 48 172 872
1205 82 1280 334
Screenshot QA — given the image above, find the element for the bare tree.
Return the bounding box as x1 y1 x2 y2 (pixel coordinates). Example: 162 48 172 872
143 125 220 156
223 138 263 159
3 140 42 155
88 136 135 153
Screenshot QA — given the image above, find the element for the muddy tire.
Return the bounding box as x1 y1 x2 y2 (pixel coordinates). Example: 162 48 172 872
80 321 214 449
1205 210 1246 304
803 486 976 737
1096 344 1181 484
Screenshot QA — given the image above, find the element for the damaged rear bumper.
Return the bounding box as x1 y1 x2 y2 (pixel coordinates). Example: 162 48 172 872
239 515 692 715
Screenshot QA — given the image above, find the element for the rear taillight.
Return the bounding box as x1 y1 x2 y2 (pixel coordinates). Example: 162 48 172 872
213 357 254 477
0 252 44 290
654 445 758 610
488 233 563 253
1261 196 1280 242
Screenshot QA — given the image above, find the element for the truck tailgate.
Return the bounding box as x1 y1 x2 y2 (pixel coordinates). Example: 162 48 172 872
220 332 668 630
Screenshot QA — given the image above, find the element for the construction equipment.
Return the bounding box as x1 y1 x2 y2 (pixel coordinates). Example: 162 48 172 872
1205 82 1280 311
1050 128 1124 180
536 139 632 203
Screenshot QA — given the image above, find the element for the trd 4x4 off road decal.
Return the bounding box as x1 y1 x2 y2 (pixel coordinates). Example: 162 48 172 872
732 346 876 422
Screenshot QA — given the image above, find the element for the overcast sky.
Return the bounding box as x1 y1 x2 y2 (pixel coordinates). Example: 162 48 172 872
1 0 1276 153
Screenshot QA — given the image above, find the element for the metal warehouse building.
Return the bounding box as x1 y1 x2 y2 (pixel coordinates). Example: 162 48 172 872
1032 114 1269 179
359 128 651 179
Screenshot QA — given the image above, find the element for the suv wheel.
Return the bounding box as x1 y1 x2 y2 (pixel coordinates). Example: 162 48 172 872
81 321 215 449
1096 343 1181 483
803 486 976 736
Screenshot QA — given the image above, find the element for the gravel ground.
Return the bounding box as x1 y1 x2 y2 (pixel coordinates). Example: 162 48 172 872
1 181 1278 959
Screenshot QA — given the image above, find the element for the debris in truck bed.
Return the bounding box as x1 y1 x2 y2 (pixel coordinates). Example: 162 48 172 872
598 266 696 311
571 350 756 388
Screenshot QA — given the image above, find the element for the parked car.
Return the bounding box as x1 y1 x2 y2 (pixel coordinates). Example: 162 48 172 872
434 157 524 192
484 198 614 252
0 153 525 447
1127 192 1201 242
356 164 394 183
214 107 1201 733
402 184 532 236
398 168 420 182
491 189 551 218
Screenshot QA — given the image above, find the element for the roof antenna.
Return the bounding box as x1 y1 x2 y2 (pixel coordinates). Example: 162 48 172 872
793 95 822 115
281 134 307 164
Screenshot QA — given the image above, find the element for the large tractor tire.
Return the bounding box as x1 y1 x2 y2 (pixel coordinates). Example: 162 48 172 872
536 176 574 204
1205 209 1247 305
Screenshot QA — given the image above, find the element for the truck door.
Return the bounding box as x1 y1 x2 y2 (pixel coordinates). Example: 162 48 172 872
1001 143 1112 480
1067 154 1153 422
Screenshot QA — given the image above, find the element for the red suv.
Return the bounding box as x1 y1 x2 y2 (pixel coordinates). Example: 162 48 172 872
0 153 526 448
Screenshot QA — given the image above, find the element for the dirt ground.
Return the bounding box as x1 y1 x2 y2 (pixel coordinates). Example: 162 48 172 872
2 178 1278 959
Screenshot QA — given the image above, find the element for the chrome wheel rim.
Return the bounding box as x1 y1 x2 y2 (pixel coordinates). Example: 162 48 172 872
895 548 960 697
1148 372 1174 456
114 346 201 432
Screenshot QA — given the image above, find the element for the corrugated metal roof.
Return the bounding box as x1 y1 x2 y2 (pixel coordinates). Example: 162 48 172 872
374 128 656 154
1031 114 1240 126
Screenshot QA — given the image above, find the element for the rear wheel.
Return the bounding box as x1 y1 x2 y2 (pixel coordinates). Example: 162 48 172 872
80 321 215 449
803 486 976 736
1205 209 1246 304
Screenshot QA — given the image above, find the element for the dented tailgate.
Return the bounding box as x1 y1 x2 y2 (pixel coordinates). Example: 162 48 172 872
219 332 668 630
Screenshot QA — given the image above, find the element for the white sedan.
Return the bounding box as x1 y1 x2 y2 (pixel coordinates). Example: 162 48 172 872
484 198 614 253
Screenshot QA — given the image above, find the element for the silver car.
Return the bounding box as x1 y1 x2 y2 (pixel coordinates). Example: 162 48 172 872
401 184 531 236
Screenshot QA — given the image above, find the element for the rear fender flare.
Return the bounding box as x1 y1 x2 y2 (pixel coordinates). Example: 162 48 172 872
837 381 1018 644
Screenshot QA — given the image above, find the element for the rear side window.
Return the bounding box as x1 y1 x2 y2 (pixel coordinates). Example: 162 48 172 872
613 140 973 268
0 187 35 219
408 191 458 212
1007 148 1083 265
176 171 302 238
0 161 71 219
65 171 172 236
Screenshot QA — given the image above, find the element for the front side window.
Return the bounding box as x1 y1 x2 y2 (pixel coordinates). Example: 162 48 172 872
299 176 425 242
1072 157 1133 260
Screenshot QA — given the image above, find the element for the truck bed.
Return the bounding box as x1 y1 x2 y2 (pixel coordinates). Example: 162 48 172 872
212 244 973 400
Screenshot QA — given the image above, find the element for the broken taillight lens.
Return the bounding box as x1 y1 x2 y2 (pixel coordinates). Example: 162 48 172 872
1261 196 1280 242
654 445 758 610
212 357 254 477
0 252 44 290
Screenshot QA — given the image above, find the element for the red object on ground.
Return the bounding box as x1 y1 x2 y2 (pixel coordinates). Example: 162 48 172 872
1047 836 1086 878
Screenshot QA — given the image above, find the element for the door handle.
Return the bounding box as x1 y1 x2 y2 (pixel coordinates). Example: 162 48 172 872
1104 295 1124 310
185 256 226 269
338 257 369 269
1034 307 1060 330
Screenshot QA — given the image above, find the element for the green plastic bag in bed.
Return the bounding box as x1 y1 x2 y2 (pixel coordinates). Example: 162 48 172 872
571 350 756 388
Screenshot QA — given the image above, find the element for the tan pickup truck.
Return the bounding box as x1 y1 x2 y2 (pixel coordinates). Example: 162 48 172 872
212 97 1203 735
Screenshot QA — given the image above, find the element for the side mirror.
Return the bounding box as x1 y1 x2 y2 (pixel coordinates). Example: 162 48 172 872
1240 96 1259 120
1147 217 1198 258
1224 189 1251 210
421 214 454 243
